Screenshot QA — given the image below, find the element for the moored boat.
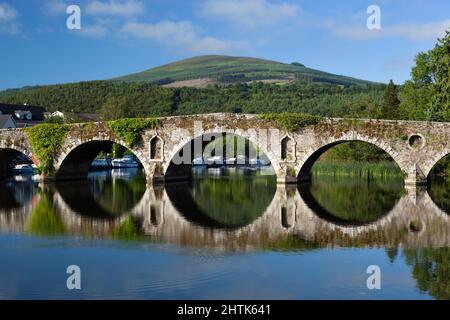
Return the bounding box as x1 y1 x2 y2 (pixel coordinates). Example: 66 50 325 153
91 157 112 169
12 164 35 174
111 155 139 168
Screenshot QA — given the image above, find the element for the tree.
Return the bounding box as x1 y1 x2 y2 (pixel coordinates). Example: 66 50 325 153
99 96 132 120
381 80 400 119
400 29 450 121
430 30 450 121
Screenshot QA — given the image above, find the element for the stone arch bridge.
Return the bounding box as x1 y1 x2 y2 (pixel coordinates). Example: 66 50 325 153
0 113 448 185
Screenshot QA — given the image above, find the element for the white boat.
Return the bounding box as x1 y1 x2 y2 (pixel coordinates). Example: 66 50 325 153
225 157 236 165
249 156 271 166
259 155 271 166
111 155 139 168
236 155 247 165
192 157 205 166
91 157 112 168
205 156 223 166
12 164 35 174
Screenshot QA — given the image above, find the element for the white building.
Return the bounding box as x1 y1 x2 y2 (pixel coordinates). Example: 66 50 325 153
45 111 65 119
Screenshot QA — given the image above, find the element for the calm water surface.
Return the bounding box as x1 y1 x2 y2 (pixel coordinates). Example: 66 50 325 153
0 167 449 299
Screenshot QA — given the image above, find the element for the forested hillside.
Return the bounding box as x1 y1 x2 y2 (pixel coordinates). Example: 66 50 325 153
0 81 385 120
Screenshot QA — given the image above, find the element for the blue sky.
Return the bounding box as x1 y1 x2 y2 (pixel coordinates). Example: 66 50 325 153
0 0 449 90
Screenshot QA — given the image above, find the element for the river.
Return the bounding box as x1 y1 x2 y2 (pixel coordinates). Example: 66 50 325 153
0 167 448 299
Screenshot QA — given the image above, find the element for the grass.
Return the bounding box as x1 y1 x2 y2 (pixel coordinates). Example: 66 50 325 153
312 161 405 178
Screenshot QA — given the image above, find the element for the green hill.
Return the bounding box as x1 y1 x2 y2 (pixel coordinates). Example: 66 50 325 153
113 55 373 86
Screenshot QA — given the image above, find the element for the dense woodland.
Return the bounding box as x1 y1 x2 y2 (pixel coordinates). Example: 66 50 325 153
0 81 386 120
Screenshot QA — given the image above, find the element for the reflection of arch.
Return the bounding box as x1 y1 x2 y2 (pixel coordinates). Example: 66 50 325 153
56 139 147 180
281 135 295 162
297 133 407 179
164 131 280 177
297 180 402 227
55 171 146 218
164 178 276 229
150 135 163 161
165 183 236 228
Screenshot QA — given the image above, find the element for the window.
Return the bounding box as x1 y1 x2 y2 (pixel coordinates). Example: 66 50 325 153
281 136 294 161
150 136 163 160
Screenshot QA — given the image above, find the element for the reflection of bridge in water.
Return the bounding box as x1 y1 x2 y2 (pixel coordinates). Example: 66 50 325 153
1 183 448 251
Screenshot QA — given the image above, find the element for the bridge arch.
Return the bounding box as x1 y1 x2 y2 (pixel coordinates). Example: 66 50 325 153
55 137 149 180
0 139 35 179
163 130 281 179
296 132 408 181
0 131 35 164
422 148 449 179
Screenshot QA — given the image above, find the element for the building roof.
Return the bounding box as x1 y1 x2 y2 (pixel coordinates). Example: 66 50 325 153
0 103 46 121
0 114 17 129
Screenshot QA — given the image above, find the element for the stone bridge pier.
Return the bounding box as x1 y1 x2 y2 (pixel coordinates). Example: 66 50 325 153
0 113 448 186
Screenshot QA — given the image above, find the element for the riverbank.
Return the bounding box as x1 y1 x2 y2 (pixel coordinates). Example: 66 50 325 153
312 161 405 178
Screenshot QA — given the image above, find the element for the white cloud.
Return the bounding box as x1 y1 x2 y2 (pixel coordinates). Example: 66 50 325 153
0 2 20 34
325 19 450 41
80 23 109 37
42 0 69 15
0 2 17 21
202 0 300 28
86 0 145 18
122 20 235 53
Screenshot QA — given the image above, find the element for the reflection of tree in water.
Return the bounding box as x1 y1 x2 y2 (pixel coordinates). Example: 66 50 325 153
428 176 450 214
264 235 320 252
111 216 143 241
55 170 147 218
403 247 450 300
89 170 147 215
84 170 146 215
27 192 66 236
306 175 404 224
189 174 276 227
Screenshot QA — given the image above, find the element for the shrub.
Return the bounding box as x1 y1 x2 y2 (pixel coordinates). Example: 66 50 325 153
25 123 69 174
107 118 158 147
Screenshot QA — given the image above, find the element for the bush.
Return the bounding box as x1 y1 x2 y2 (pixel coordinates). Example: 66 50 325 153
107 118 158 147
25 123 69 174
